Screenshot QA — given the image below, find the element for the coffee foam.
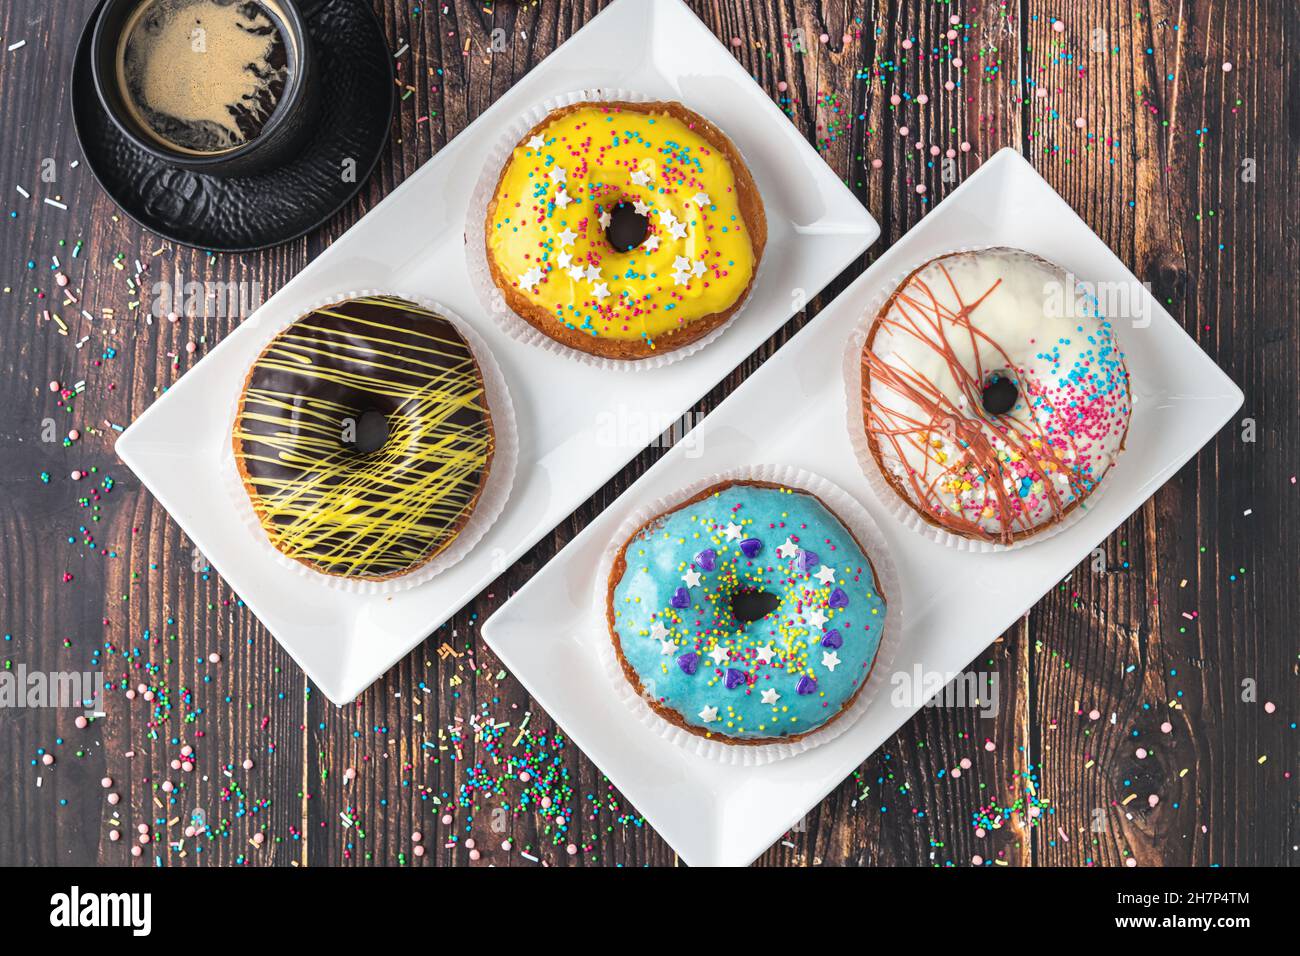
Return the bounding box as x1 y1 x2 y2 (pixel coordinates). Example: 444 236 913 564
118 0 290 154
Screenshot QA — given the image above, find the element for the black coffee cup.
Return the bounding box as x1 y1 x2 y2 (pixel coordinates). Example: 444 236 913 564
90 0 318 178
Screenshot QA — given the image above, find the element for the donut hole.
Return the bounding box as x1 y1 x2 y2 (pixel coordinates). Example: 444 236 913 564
731 589 779 625
981 373 1019 416
346 409 391 455
604 201 649 252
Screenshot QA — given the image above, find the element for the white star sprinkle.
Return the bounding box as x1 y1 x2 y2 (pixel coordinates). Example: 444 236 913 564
805 607 828 629
666 219 688 240
642 235 660 252
566 265 586 282
682 568 702 588
814 565 837 586
698 705 718 723
547 166 567 184
708 646 729 666
672 269 691 287
673 255 692 272
648 621 669 641
591 281 610 300
754 643 774 664
557 228 578 247
659 210 679 229
598 210 612 229
629 168 651 186
583 264 601 282
633 200 651 216
692 191 711 207
553 189 571 209
822 650 842 672
660 640 677 656
722 522 743 541
517 267 543 288
691 260 706 278
760 688 781 705
556 251 572 269
775 537 799 559
526 135 545 149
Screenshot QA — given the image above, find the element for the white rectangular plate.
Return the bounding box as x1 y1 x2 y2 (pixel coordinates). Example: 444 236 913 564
114 0 879 704
481 147 1244 867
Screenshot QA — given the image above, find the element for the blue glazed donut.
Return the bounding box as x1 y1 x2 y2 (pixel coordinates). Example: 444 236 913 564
607 480 889 743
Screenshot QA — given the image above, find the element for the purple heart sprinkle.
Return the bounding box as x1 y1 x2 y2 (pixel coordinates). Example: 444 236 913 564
725 668 746 690
797 549 820 572
670 586 690 609
821 629 843 649
677 652 699 676
828 587 849 609
739 538 762 559
694 548 717 572
796 675 818 696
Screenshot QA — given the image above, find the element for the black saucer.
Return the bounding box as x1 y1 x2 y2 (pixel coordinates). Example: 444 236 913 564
71 0 395 252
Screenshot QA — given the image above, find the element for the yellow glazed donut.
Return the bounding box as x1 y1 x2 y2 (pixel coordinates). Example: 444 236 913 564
484 101 766 360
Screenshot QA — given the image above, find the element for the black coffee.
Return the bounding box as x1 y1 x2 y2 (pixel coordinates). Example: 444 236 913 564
117 0 290 155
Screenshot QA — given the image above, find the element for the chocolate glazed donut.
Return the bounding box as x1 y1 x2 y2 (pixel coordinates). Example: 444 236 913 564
232 295 494 579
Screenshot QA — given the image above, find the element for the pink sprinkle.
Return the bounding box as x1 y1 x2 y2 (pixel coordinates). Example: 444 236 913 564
1135 748 1147 759
1160 721 1173 733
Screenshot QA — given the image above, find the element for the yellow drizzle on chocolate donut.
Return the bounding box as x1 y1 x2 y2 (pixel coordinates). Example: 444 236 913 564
233 296 493 579
486 102 761 353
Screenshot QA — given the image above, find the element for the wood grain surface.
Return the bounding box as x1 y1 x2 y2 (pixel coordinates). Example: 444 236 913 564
0 0 1294 867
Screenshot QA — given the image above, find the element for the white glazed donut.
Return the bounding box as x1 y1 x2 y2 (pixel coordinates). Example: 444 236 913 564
861 247 1131 544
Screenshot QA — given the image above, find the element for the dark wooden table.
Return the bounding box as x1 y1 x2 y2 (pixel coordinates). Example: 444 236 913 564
0 0 1294 867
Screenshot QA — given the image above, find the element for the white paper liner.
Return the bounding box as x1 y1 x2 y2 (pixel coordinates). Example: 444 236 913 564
464 87 766 371
592 464 904 767
220 289 518 595
842 245 1126 553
